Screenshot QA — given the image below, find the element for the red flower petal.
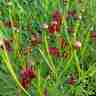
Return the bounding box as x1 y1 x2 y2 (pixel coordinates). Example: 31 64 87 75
48 21 60 33
20 67 36 88
21 67 36 80
52 10 62 25
21 78 29 88
27 67 36 79
91 32 96 38
48 47 60 57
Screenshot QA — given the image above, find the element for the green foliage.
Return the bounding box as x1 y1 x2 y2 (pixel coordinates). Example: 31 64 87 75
0 0 96 96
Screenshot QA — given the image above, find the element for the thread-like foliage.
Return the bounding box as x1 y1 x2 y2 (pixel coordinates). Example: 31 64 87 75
0 0 96 96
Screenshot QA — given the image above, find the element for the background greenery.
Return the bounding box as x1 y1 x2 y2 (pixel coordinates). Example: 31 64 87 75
0 0 96 96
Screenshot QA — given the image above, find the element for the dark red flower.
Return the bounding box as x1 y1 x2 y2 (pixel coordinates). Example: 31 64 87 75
21 67 36 79
27 67 36 79
48 47 60 57
21 68 27 80
67 10 80 20
48 10 62 33
48 21 60 33
21 78 29 88
20 67 36 88
44 88 48 96
91 32 96 38
68 74 76 85
68 10 76 17
52 10 62 25
3 39 13 52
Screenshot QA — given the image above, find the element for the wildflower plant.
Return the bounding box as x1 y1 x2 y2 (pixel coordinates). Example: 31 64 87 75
0 0 96 96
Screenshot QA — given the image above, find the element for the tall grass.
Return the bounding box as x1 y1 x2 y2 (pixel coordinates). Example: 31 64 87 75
0 0 96 96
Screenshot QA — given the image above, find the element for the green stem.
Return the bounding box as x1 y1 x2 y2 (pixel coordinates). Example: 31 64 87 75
2 44 31 96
